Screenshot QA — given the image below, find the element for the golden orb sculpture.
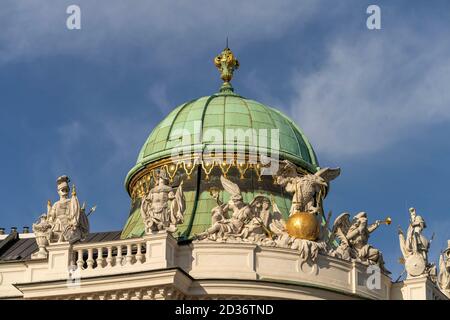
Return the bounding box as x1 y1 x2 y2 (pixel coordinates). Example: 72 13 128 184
286 211 320 241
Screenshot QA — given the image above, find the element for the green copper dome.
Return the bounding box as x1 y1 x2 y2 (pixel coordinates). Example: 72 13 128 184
124 88 319 191
121 47 322 240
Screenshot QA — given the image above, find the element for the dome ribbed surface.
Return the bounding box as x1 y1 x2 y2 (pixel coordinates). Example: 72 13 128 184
125 91 319 190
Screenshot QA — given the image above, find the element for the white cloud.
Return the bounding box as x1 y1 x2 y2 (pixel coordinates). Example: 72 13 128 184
0 0 320 65
5 1 450 161
57 121 83 147
289 28 450 159
93 115 151 171
51 116 148 176
147 83 170 113
51 120 84 175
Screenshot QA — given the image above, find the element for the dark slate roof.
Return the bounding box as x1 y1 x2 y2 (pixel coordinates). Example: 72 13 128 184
0 231 121 263
81 231 122 243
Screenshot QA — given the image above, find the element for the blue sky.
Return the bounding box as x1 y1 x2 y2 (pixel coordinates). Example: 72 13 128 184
1 0 449 278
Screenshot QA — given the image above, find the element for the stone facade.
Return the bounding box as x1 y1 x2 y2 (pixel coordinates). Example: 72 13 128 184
0 231 446 300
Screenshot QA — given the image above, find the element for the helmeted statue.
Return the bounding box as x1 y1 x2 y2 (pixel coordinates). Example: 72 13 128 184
46 176 89 243
32 175 90 250
438 240 450 298
399 208 429 261
398 208 436 278
332 212 390 274
140 170 186 234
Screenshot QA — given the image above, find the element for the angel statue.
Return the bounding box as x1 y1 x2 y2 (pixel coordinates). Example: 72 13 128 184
275 160 340 215
398 208 436 278
140 170 186 234
438 240 450 298
331 212 390 274
195 176 257 242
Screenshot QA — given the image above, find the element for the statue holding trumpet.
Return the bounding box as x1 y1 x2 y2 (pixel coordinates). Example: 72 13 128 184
332 212 391 274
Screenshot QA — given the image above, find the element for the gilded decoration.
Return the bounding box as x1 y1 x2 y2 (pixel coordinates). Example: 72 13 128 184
128 155 274 200
214 46 239 84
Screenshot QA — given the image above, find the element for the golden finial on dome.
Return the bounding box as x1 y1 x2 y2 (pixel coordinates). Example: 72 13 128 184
214 40 239 85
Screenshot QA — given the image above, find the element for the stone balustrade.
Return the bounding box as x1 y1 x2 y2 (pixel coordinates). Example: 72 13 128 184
4 231 446 300
72 238 147 270
69 232 178 276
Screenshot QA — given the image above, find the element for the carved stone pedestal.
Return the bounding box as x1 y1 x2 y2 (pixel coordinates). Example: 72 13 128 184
391 275 448 300
47 242 72 278
142 231 178 269
31 235 49 260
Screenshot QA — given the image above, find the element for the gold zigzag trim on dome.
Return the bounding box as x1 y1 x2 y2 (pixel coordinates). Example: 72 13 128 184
128 154 311 200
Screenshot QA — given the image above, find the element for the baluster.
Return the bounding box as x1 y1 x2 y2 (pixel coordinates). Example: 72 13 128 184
96 247 104 268
76 249 84 270
125 244 133 265
135 243 143 264
116 245 123 266
86 248 94 269
106 246 113 268
70 251 76 268
146 240 151 262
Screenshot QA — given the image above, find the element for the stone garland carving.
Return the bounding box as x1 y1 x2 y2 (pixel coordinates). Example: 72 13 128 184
438 240 450 298
330 212 391 274
140 170 186 234
32 176 91 259
398 208 437 279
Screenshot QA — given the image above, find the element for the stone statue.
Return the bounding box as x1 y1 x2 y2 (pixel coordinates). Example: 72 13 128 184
195 176 254 241
141 170 185 234
398 208 436 278
256 160 339 261
438 240 450 298
332 212 390 274
238 196 279 242
196 175 330 262
275 160 340 215
46 176 89 243
250 196 272 227
31 176 90 258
